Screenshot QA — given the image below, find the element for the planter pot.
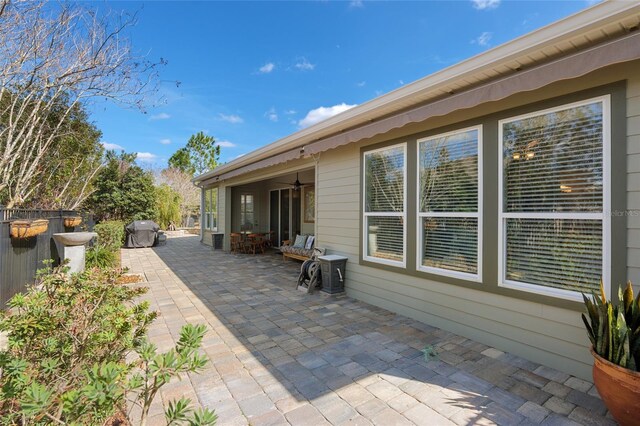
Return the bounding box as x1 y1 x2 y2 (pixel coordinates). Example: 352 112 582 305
591 347 640 425
10 219 49 239
64 216 82 227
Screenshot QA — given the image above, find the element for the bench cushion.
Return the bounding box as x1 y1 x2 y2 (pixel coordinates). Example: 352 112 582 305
280 245 314 258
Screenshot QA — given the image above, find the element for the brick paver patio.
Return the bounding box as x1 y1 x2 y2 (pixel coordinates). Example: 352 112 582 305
121 235 614 425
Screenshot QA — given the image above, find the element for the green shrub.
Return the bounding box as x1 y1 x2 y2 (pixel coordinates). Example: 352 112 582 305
0 264 217 426
86 245 118 269
0 264 156 424
94 220 126 252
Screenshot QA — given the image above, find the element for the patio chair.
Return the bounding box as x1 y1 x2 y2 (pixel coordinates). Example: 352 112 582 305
264 230 276 249
230 233 246 254
246 233 265 255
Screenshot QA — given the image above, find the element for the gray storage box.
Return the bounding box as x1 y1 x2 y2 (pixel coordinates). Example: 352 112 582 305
318 255 348 294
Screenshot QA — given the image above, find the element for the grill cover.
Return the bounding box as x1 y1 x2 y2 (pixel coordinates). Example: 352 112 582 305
125 220 160 248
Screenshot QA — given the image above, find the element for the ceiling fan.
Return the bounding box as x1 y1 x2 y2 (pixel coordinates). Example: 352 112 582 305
277 172 310 191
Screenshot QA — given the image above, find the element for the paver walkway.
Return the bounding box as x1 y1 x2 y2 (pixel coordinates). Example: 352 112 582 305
122 235 614 426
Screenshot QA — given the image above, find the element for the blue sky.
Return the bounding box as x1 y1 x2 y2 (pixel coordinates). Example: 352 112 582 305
91 0 596 167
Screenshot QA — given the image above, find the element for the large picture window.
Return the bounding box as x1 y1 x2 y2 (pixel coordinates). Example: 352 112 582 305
417 126 481 280
363 144 406 267
498 96 610 300
205 187 218 231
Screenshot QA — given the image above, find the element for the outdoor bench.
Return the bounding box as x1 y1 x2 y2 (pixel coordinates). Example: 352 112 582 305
280 235 323 261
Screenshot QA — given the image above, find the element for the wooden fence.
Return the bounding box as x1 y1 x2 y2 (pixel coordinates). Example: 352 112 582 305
0 208 94 308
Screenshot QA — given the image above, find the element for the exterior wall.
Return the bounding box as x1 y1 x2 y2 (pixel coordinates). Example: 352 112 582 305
628 77 640 289
315 61 639 381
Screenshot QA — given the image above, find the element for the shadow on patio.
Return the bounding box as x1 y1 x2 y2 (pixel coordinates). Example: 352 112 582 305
121 235 613 426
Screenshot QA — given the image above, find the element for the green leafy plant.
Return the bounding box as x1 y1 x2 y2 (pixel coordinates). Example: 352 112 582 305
86 244 118 269
127 324 215 426
0 263 216 425
94 220 126 252
582 280 640 370
165 398 218 426
0 263 156 424
422 345 439 362
155 184 182 230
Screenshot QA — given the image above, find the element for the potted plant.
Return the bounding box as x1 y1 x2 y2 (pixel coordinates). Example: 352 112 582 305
9 218 49 238
63 216 82 228
582 281 640 426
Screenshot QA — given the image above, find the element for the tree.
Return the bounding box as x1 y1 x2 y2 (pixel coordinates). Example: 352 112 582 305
157 168 200 227
154 184 181 229
86 151 157 223
167 148 194 176
168 132 220 176
0 1 163 207
26 102 105 209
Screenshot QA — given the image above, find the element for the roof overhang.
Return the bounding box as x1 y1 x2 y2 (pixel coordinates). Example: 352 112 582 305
194 1 640 187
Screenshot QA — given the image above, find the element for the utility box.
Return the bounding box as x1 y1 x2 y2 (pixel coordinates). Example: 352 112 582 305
318 255 348 294
212 233 224 250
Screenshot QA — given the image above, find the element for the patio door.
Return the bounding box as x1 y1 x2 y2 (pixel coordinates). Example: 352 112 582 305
269 188 301 245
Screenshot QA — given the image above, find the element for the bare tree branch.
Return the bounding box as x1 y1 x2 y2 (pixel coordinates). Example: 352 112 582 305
0 1 163 207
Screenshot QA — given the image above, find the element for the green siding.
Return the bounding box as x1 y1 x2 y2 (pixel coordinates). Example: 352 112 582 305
315 64 639 381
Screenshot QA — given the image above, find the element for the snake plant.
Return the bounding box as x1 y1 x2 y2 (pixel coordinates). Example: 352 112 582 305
582 280 640 371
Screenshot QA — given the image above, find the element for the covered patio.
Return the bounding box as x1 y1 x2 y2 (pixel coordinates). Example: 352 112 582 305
122 235 613 426
202 167 316 251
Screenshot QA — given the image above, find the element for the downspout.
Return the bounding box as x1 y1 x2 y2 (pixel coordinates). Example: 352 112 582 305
200 187 205 243
312 153 321 240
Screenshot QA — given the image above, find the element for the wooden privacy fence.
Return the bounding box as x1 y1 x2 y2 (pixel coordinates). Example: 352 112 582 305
0 207 94 308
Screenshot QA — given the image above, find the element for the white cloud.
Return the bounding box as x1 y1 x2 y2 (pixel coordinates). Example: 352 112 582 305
101 142 124 150
284 109 296 115
472 31 493 46
398 80 404 85
471 0 500 10
136 152 157 162
265 107 278 122
349 0 364 8
356 81 366 87
159 138 171 145
294 57 315 71
219 113 244 124
217 140 236 148
259 62 275 73
298 103 357 128
149 112 170 120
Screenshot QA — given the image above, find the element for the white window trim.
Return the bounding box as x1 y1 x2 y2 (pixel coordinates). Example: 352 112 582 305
210 188 218 232
415 125 483 282
362 143 407 268
204 188 218 232
497 95 611 301
240 193 255 231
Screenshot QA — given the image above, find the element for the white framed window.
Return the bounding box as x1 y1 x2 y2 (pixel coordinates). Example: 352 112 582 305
417 126 482 281
363 143 407 267
204 188 218 231
240 193 254 231
498 96 610 301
